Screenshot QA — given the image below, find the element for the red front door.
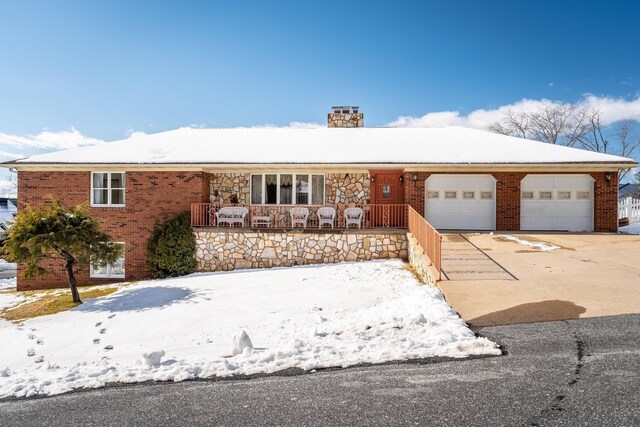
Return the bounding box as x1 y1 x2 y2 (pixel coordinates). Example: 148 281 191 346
370 170 405 227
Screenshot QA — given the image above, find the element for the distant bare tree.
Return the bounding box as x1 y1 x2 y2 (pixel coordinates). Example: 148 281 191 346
489 102 588 146
0 175 17 198
575 113 640 180
490 102 640 181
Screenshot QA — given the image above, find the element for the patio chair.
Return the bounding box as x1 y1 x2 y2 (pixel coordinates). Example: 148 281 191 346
215 206 249 227
345 207 363 229
289 207 310 228
317 207 336 229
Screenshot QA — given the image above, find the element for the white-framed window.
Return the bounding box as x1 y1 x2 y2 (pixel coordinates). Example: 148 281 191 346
90 243 125 278
462 191 475 199
576 191 591 200
480 191 493 200
539 191 553 200
250 173 325 205
557 191 571 200
444 191 457 199
427 191 440 199
91 172 125 207
522 191 534 200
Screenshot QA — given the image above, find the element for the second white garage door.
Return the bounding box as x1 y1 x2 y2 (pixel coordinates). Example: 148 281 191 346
424 174 496 230
521 174 594 231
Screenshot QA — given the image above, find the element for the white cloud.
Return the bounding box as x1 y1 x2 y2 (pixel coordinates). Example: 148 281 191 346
0 128 105 152
0 178 17 197
387 95 640 129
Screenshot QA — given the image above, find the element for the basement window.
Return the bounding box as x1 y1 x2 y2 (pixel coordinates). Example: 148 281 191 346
90 243 125 278
91 172 126 207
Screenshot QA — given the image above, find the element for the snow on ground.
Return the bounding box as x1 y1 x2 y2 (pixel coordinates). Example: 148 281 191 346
498 235 560 251
0 277 16 290
619 224 640 235
0 260 500 398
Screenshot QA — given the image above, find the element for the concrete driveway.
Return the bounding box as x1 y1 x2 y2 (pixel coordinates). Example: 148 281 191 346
438 233 640 326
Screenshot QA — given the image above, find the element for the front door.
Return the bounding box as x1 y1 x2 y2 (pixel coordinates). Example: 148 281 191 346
370 170 405 227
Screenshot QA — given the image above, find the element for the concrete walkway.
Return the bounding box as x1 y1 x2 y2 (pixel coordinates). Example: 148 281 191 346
441 234 515 281
438 233 640 326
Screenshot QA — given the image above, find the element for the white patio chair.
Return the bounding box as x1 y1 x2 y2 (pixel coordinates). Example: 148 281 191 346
317 207 336 229
215 206 249 227
345 207 363 229
289 207 310 228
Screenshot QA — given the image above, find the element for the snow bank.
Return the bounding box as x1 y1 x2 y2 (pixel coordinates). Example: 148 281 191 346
498 235 560 251
0 277 16 290
619 224 640 235
0 260 499 398
0 259 16 271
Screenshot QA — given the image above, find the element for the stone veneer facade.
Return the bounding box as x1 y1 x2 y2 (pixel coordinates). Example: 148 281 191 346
195 230 407 271
209 173 251 204
208 172 370 206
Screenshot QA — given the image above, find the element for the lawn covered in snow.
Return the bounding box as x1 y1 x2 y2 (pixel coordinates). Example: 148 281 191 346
0 260 500 398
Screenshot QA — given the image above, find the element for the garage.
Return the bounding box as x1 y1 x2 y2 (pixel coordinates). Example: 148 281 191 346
520 174 594 231
424 174 496 230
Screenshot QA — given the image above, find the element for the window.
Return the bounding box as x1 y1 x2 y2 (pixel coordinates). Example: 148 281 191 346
92 172 125 207
427 191 439 199
522 191 534 199
557 191 571 200
462 191 475 199
382 185 391 199
90 243 125 278
250 173 325 205
480 191 493 200
577 191 591 200
539 191 553 200
444 191 457 199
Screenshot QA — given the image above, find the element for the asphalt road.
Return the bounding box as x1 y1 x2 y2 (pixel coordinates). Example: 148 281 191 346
1 314 639 426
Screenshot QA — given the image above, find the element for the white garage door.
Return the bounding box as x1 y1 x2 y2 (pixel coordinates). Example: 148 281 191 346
521 174 594 232
424 174 496 230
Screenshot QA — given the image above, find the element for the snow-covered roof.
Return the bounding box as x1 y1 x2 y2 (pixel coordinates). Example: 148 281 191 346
7 126 637 167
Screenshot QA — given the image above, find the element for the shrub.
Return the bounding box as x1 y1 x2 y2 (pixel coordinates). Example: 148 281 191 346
147 213 196 278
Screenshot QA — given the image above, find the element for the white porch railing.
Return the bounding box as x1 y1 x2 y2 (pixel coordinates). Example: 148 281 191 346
619 197 640 225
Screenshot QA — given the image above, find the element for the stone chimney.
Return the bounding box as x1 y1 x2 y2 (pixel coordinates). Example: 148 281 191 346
327 106 364 128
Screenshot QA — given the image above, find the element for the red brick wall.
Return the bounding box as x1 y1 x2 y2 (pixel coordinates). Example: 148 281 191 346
16 171 210 290
403 171 618 232
591 171 619 232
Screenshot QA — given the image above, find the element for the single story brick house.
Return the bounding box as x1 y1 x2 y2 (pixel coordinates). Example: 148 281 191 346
3 107 636 290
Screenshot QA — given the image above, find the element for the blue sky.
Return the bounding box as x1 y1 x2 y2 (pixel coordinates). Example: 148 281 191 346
0 0 639 188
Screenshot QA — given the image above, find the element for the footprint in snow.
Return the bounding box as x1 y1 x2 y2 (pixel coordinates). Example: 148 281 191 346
28 334 35 340
99 328 107 334
95 322 102 327
93 338 101 344
34 356 44 363
104 345 114 351
27 348 36 357
36 339 44 345
108 314 116 319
